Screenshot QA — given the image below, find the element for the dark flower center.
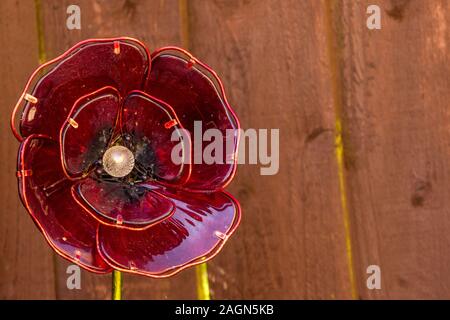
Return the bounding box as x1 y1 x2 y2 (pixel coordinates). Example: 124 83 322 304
93 133 155 185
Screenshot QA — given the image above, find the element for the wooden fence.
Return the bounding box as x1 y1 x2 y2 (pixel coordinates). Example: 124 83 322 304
1 0 449 299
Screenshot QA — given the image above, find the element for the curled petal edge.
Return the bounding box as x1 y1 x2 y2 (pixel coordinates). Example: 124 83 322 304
150 47 241 193
17 134 112 274
59 86 122 181
70 183 176 231
11 37 151 142
96 190 242 278
122 90 193 186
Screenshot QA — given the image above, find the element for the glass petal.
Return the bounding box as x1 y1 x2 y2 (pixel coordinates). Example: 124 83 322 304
17 135 110 273
121 91 190 184
19 38 150 140
60 87 120 178
97 189 241 276
73 178 174 230
146 48 239 191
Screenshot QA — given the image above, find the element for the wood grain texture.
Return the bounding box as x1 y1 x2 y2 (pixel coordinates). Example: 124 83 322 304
334 0 450 298
0 0 56 299
188 0 353 299
38 0 195 299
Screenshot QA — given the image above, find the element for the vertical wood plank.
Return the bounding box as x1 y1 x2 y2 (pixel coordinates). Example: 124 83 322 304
336 0 450 298
40 0 196 299
189 0 353 299
0 0 56 299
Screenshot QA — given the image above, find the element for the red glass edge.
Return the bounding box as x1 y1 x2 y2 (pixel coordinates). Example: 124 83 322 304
95 189 242 278
11 37 151 142
17 134 112 274
58 86 122 181
70 183 176 231
150 46 241 193
123 89 193 186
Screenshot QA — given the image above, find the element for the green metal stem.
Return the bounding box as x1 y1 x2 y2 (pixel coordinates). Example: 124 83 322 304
196 263 210 300
112 270 122 300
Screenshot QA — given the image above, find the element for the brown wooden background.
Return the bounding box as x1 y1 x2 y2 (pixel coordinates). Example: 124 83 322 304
1 0 449 299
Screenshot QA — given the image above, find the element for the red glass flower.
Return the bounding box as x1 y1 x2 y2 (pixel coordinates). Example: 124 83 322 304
11 38 241 277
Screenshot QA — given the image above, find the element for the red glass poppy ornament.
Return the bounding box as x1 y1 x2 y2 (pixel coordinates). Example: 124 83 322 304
11 38 241 277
